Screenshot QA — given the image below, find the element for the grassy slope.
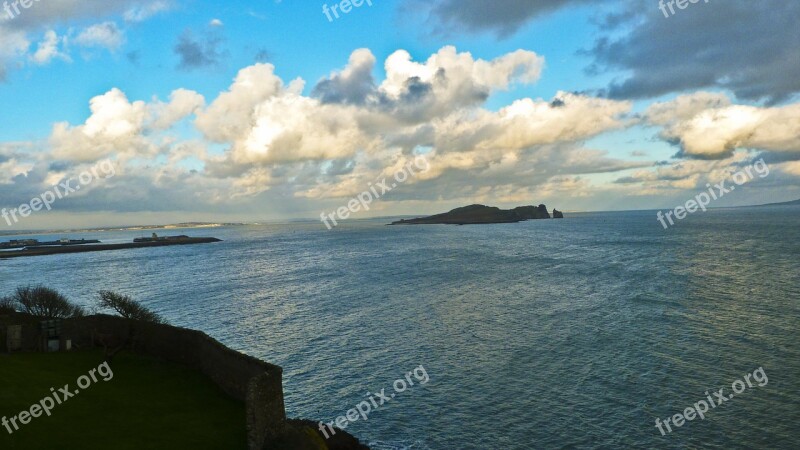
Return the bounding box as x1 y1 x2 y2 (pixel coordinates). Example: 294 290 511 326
0 351 246 449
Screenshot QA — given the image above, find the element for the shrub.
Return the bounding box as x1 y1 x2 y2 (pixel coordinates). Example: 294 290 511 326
0 296 16 314
97 291 165 324
8 285 85 318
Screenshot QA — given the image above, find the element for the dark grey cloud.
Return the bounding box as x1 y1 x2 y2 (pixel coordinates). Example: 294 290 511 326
758 152 800 165
402 76 434 102
0 164 50 208
126 50 140 65
591 0 800 103
0 0 163 31
423 0 592 37
311 57 487 125
309 52 440 122
311 55 376 105
48 161 74 172
421 0 800 103
254 48 271 63
174 30 225 71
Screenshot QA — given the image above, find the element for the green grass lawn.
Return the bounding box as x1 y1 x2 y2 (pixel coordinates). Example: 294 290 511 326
0 350 246 449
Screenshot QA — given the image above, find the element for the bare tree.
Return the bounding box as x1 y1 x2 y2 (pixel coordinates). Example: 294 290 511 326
7 285 85 318
97 290 166 324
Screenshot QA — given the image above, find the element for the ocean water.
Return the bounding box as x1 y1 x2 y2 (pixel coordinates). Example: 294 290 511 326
2 207 799 449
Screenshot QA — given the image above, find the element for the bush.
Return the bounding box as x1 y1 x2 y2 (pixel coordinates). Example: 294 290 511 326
0 296 16 314
97 291 165 324
7 285 85 318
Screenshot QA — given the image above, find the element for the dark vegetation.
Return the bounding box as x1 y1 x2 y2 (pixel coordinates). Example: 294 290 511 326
97 290 165 324
1 286 164 324
1 285 85 318
0 296 16 314
1 286 165 361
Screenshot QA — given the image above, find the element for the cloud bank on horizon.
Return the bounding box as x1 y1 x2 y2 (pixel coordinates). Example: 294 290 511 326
0 0 799 228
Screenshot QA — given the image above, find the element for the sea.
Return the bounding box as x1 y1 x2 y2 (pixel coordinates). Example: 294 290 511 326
2 206 799 449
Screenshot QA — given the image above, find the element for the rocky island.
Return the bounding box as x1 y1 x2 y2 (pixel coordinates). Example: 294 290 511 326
390 204 564 225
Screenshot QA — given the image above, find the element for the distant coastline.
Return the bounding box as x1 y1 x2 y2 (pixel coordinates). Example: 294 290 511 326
0 237 222 259
0 222 245 238
752 198 800 207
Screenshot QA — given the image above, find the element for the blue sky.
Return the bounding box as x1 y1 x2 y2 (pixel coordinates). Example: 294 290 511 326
0 0 798 229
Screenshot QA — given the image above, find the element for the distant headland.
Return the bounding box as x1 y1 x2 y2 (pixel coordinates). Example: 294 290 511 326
753 198 800 207
390 204 564 225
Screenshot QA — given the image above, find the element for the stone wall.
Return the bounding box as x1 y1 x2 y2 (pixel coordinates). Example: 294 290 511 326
0 313 42 352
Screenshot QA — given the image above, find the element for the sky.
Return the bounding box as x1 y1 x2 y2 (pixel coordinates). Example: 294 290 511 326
0 0 799 229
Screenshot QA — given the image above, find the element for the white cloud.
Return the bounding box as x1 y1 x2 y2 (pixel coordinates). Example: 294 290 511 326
0 28 30 59
50 87 204 162
148 88 205 130
74 22 125 50
190 48 632 199
10 46 795 221
195 48 625 180
432 92 632 154
30 30 70 64
123 1 171 23
380 46 543 102
645 92 732 126
777 161 800 177
51 88 149 162
648 94 800 158
195 63 298 143
0 156 35 184
0 0 168 77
